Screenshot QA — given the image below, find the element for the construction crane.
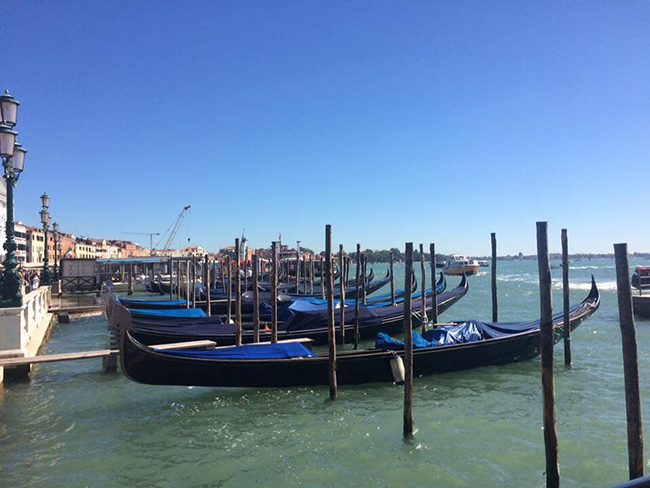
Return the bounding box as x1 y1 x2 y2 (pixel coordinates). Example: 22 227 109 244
121 232 161 250
156 205 191 251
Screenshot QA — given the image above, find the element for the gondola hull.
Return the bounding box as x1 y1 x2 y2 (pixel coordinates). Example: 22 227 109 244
120 278 599 387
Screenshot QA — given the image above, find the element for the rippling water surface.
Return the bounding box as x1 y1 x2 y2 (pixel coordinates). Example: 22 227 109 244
2 258 650 487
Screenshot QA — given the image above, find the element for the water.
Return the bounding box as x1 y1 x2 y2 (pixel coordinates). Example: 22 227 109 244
2 258 650 487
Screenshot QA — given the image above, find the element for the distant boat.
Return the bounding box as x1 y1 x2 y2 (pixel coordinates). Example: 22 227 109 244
632 266 650 290
443 255 480 276
477 260 489 267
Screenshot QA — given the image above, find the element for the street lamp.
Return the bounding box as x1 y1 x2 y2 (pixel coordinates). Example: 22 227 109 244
52 221 59 281
0 91 26 307
40 194 51 285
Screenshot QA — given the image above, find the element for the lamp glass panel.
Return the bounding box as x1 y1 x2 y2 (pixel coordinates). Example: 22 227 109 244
1 101 18 126
11 147 25 173
41 194 50 208
0 131 15 157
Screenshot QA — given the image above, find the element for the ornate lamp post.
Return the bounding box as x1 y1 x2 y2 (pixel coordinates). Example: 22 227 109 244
52 221 60 281
0 89 26 307
40 193 51 285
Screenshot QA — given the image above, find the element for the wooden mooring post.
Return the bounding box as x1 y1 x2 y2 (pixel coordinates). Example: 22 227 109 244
320 256 325 299
491 232 498 322
339 244 346 345
354 243 361 349
205 254 211 317
419 243 427 331
127 263 133 296
430 243 438 324
271 241 278 343
562 229 571 365
361 254 367 304
185 260 190 309
192 256 197 307
325 225 337 400
309 255 314 294
235 238 242 346
614 243 644 480
536 221 559 488
253 254 260 343
390 250 396 306
226 258 232 324
168 257 173 300
403 242 414 438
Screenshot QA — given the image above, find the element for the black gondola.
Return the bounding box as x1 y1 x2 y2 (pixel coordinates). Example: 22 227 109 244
119 277 599 388
125 275 466 346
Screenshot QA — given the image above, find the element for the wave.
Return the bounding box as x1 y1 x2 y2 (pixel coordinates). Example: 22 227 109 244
552 280 618 292
569 265 615 270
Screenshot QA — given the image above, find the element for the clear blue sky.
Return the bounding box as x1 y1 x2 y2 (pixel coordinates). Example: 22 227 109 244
3 1 649 256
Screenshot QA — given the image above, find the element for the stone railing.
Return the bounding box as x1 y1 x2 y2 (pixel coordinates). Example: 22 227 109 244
0 286 53 363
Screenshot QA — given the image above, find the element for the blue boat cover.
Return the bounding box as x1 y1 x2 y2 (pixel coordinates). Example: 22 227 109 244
374 299 590 350
120 298 188 307
154 342 317 359
128 308 207 318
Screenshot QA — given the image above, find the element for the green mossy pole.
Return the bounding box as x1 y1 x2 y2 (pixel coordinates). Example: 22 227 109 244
403 242 414 439
325 225 337 400
536 222 559 488
614 243 644 480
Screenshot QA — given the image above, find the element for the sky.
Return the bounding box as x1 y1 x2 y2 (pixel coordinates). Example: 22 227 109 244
2 1 649 256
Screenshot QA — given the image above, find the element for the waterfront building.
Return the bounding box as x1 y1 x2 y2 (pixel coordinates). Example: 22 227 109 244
75 239 97 259
92 239 120 259
25 225 45 264
14 222 28 263
58 233 76 259
182 245 206 257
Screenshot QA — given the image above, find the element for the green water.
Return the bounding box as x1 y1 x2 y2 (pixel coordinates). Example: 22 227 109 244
2 258 650 487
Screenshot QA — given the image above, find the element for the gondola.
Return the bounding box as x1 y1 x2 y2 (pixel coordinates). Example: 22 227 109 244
125 275 467 346
119 277 600 388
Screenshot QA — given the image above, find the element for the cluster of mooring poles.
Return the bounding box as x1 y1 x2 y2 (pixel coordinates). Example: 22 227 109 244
104 223 645 486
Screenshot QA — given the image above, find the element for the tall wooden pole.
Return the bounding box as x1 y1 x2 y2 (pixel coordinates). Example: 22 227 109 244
192 256 196 308
338 244 346 345
614 243 644 480
403 242 414 438
361 255 367 304
127 263 133 295
235 239 242 346
325 225 337 400
562 229 571 365
309 255 314 294
430 243 438 325
345 256 350 287
185 260 190 308
205 254 211 317
491 232 498 322
253 254 260 343
226 258 232 324
168 257 173 300
419 243 427 332
390 251 396 306
354 243 361 349
536 221 559 488
320 256 325 299
221 258 226 291
271 241 278 343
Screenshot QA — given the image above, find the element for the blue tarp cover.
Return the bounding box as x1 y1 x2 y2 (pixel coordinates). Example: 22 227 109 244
128 308 207 318
155 342 317 359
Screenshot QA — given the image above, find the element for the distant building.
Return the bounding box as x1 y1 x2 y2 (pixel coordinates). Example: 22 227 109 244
14 222 28 263
25 225 45 263
182 245 206 257
75 239 97 259
58 233 76 259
